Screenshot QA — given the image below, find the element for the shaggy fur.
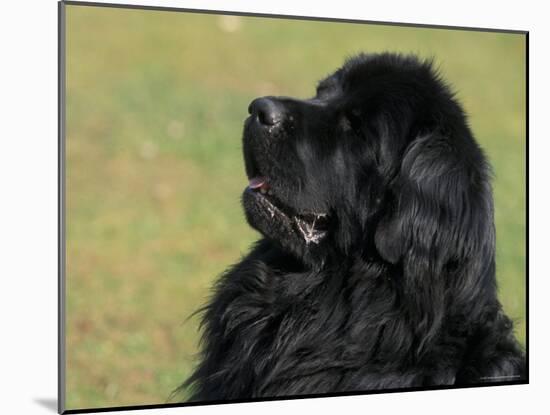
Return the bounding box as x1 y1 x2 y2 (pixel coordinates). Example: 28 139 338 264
183 53 525 401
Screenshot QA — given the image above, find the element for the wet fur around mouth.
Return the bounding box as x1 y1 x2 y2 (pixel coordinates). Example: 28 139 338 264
242 187 331 264
247 188 328 244
182 52 526 402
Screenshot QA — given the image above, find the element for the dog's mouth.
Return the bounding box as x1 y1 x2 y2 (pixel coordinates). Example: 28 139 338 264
246 176 330 245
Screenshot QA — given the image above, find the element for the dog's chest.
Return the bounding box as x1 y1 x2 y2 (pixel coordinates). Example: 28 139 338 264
226 267 384 380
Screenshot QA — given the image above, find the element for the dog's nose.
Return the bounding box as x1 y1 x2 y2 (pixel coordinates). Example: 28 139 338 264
248 97 286 126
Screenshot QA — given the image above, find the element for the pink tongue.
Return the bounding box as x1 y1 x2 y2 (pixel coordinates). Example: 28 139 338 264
248 176 267 189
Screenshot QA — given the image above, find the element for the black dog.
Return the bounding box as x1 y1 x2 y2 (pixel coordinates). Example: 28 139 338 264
184 53 525 401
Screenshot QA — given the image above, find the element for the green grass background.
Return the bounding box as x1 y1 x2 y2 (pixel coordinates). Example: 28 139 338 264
65 4 526 410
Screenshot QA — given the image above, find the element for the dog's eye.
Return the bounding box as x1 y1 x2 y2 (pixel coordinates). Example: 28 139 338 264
348 109 362 125
341 109 362 132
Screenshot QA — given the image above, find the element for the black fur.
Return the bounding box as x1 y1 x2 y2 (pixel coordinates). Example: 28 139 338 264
183 53 525 401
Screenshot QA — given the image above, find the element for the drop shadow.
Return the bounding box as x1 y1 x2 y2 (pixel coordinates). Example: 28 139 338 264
34 398 58 413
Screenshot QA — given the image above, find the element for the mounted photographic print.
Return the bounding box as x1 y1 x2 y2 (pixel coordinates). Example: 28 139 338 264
59 1 528 413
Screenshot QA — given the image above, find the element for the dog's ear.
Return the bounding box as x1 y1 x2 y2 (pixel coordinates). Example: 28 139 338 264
374 132 495 351
374 132 494 267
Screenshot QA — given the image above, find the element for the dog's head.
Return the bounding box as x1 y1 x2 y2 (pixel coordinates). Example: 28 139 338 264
242 53 494 270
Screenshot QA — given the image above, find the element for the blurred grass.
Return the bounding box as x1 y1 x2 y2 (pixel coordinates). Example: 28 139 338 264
64 5 526 410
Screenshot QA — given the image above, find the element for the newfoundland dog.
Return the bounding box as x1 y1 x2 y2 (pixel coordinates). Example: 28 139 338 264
184 53 525 401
